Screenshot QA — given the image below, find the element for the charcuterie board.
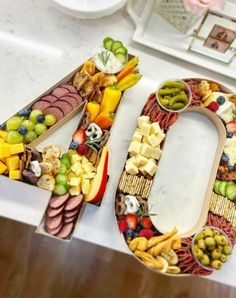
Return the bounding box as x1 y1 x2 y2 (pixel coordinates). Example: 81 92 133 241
115 78 236 276
0 37 141 241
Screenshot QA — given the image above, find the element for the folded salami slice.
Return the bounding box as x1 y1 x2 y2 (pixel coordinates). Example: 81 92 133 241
59 96 78 109
50 193 70 208
56 222 74 239
60 84 77 94
46 223 63 236
47 205 64 217
32 100 51 111
53 100 73 115
52 87 69 98
64 207 80 218
43 106 64 121
40 95 58 104
65 195 83 211
45 213 63 230
64 215 77 223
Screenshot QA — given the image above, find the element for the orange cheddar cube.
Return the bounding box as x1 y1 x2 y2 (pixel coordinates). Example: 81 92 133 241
9 143 24 155
0 130 7 140
9 170 21 180
0 143 10 158
6 155 20 171
0 161 7 174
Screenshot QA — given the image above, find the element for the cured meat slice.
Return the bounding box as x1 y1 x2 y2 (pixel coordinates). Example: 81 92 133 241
50 193 70 208
52 87 69 98
46 223 63 236
64 208 80 218
56 222 74 239
32 100 51 111
45 213 63 230
53 100 73 115
64 216 77 223
59 96 79 109
66 93 83 104
47 205 64 217
40 95 58 104
43 106 64 121
65 195 83 211
60 83 78 93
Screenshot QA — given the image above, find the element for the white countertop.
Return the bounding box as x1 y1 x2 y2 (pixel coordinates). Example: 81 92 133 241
1 0 236 287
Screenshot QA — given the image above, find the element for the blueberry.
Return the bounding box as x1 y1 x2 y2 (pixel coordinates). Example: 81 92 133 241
18 126 27 135
135 225 142 233
18 108 31 117
227 132 233 138
217 96 225 105
228 165 235 172
69 141 78 150
0 123 6 130
36 114 45 123
125 229 134 238
220 153 229 164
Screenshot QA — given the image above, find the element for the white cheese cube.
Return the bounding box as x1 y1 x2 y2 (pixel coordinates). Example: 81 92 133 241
155 132 165 145
147 134 160 147
69 186 81 196
150 122 161 135
82 162 95 174
216 102 235 123
137 116 150 129
151 147 163 160
82 156 89 165
69 177 81 187
132 130 143 143
143 159 158 176
142 136 149 144
139 165 147 175
128 141 141 156
140 122 151 136
135 154 148 166
83 172 96 179
71 154 82 164
125 158 139 175
140 143 153 158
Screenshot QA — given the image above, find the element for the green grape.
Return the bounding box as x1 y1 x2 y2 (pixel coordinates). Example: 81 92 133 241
34 123 47 135
6 116 23 131
29 109 43 123
44 114 57 126
6 131 24 144
22 119 35 131
24 131 37 143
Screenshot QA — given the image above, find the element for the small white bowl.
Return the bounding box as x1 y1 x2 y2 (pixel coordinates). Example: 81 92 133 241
191 226 233 271
156 80 192 113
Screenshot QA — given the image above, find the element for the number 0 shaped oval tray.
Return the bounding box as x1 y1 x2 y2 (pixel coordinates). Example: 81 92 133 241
114 78 236 276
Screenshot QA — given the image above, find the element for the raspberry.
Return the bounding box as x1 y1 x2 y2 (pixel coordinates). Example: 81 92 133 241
139 229 154 239
207 102 219 112
77 144 87 155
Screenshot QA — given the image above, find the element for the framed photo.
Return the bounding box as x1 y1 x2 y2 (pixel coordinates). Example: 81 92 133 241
189 11 236 64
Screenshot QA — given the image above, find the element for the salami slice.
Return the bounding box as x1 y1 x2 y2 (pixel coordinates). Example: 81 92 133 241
46 223 63 236
64 208 80 218
65 195 83 211
32 100 51 111
40 95 58 104
52 87 69 98
60 84 78 94
45 213 63 230
43 106 64 121
50 193 70 208
56 222 74 239
59 96 79 109
64 215 77 223
53 100 73 115
47 205 64 217
66 93 83 104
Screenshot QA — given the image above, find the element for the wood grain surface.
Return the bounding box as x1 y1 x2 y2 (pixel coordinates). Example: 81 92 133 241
0 217 235 298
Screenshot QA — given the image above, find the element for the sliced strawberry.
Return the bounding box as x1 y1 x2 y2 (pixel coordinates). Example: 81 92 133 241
125 214 138 230
118 219 128 233
72 128 86 144
140 217 152 229
77 144 87 155
226 121 236 134
207 102 219 112
139 229 154 239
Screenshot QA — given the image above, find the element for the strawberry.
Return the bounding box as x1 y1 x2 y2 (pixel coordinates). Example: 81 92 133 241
125 214 138 230
72 128 86 144
207 102 219 112
118 219 128 233
77 144 87 155
140 217 152 229
139 229 154 239
226 121 236 134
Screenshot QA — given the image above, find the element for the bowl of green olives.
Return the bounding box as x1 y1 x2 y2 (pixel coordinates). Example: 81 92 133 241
156 80 192 112
192 226 233 271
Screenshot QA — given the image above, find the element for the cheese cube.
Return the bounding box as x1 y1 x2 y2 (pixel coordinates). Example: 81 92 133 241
150 147 162 160
150 122 161 135
6 155 20 171
216 102 235 123
82 162 95 174
139 122 151 136
147 134 160 148
71 161 83 176
132 131 143 143
0 138 4 144
9 170 21 180
83 172 96 179
139 165 147 175
135 154 148 166
137 116 150 129
140 143 153 158
0 143 10 158
82 156 89 165
128 141 141 156
155 132 165 145
70 186 81 196
67 171 77 180
0 161 7 174
143 159 158 176
142 136 149 144
69 177 81 187
125 158 139 175
9 143 24 155
0 130 7 140
82 178 91 195
71 154 82 164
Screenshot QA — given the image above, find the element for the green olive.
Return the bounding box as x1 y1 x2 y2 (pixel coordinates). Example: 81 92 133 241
220 254 228 263
201 254 210 266
213 230 220 236
212 260 223 270
223 245 232 255
214 235 222 245
218 245 223 252
211 248 221 260
195 232 205 242
205 237 215 247
204 228 213 238
194 248 204 260
221 236 229 246
198 239 206 251
208 245 216 251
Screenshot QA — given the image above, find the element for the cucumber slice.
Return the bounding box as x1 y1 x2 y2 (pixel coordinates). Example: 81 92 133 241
60 153 71 168
111 41 123 53
115 46 128 55
226 184 236 200
213 180 221 195
103 37 114 51
59 163 68 174
55 173 68 185
53 184 68 196
219 181 227 196
115 53 127 64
